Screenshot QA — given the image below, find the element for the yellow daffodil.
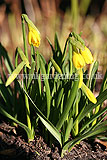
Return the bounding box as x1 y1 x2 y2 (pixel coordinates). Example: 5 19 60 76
80 46 94 64
28 25 40 47
81 82 97 104
73 52 85 69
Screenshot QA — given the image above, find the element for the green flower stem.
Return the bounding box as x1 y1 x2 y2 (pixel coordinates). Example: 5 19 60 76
74 99 78 136
31 44 34 63
21 15 32 136
21 15 28 59
68 41 72 76
25 94 31 131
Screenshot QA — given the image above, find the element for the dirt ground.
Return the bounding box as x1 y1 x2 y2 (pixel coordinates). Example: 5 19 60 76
0 120 107 160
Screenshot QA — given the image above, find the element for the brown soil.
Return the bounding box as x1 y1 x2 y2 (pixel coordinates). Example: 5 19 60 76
0 120 107 160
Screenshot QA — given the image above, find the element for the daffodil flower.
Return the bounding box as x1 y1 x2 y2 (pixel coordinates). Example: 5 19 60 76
81 82 97 104
72 51 85 69
28 25 40 47
80 46 93 64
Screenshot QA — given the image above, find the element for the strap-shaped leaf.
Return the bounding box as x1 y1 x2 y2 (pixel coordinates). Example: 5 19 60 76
54 32 62 55
50 57 62 74
36 52 42 95
0 102 33 139
0 43 13 74
20 85 62 146
74 89 107 125
100 70 107 93
56 88 64 108
5 61 25 87
27 61 35 89
56 77 79 130
47 37 55 55
0 83 14 113
40 56 51 119
62 37 69 62
88 60 98 89
38 114 62 146
81 113 107 135
80 106 107 133
68 41 72 75
17 47 31 69
64 117 73 143
63 124 107 153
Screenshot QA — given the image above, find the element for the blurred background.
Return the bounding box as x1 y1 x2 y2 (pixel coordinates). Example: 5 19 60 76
0 0 107 74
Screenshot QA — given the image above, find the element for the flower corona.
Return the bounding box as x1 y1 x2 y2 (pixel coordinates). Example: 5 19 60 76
80 46 94 64
28 25 40 47
72 51 85 69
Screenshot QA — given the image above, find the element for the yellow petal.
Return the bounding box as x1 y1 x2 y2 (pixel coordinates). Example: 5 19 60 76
81 83 97 104
28 25 40 47
73 52 86 69
80 46 94 64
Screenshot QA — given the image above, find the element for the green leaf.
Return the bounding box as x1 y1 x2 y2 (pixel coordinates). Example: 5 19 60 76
54 32 63 63
0 43 13 74
27 61 36 89
64 117 73 143
62 37 69 62
80 106 107 133
50 57 62 74
36 52 42 96
54 32 62 55
0 83 13 113
40 55 51 119
62 53 69 73
56 77 79 130
17 47 31 69
82 113 107 135
68 41 72 75
38 52 47 65
47 61 52 75
38 114 62 146
5 61 25 87
20 85 62 145
88 61 98 89
63 124 107 153
56 88 64 108
47 37 55 55
0 102 33 139
100 70 107 93
74 89 107 125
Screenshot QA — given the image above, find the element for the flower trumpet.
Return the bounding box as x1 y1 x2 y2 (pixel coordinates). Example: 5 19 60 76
80 46 94 64
28 25 40 47
72 51 85 69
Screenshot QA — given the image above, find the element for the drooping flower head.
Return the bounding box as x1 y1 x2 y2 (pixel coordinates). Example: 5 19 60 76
72 51 85 69
28 25 40 47
80 46 94 64
22 14 41 47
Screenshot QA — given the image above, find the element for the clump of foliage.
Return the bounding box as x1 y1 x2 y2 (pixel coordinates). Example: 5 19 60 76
0 14 107 156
